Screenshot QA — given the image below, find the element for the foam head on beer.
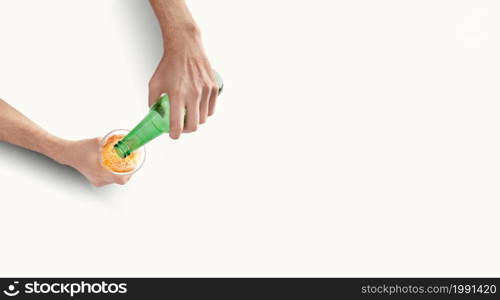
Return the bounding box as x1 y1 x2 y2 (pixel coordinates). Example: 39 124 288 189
101 134 139 173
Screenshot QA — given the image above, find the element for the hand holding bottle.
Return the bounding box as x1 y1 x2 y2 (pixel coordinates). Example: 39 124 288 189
149 0 220 140
148 42 219 139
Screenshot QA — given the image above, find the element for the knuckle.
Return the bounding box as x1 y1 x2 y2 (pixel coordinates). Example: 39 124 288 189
169 91 181 99
192 97 201 105
148 78 160 87
202 85 211 94
192 90 202 99
149 86 163 96
212 85 219 94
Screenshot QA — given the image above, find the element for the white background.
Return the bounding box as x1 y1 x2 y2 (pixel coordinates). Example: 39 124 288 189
0 0 499 276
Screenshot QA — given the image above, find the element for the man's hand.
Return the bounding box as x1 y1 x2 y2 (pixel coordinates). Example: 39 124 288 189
62 138 131 187
149 0 219 140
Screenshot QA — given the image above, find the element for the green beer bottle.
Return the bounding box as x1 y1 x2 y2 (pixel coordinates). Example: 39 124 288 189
114 72 224 158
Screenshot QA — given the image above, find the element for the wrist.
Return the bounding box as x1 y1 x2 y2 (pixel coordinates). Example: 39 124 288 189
44 137 72 166
163 23 201 50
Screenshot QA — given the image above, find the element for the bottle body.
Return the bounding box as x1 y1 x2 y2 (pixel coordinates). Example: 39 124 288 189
114 94 170 158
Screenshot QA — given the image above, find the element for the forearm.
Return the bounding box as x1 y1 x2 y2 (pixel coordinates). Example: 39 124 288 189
0 99 68 164
150 0 201 47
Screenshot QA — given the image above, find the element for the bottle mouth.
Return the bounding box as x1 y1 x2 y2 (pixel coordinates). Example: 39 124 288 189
99 129 146 176
114 140 131 158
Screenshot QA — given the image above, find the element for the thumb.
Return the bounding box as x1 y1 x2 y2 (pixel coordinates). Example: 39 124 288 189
148 85 162 108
